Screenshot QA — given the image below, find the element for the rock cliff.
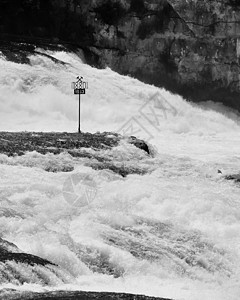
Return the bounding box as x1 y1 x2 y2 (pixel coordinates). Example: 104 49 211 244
1 0 240 111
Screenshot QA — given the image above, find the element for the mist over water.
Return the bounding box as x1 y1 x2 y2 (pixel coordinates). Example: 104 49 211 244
0 49 240 300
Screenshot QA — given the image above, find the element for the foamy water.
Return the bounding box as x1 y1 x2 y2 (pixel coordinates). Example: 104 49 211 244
0 48 240 300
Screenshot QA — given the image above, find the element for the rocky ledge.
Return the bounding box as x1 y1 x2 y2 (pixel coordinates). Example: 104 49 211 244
0 238 74 286
225 173 240 182
0 238 172 300
0 131 149 156
0 131 151 177
0 290 172 300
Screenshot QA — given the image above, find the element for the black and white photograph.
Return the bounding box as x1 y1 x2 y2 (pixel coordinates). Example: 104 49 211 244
0 1 240 299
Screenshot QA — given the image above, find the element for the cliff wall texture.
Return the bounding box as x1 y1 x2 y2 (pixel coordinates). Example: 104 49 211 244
1 0 240 111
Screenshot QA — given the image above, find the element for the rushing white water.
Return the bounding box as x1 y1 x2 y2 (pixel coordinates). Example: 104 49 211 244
0 48 240 300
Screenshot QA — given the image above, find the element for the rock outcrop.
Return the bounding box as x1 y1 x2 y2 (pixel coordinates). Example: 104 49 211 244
225 173 240 182
0 131 150 176
0 131 150 155
0 238 172 299
1 0 240 110
0 238 73 285
0 289 172 300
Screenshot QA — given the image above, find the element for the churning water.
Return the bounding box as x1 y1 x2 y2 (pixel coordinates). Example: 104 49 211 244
0 48 240 300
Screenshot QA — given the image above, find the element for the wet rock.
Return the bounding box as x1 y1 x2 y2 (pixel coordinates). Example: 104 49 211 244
0 131 120 157
0 131 150 176
0 237 55 267
88 161 148 177
0 289 173 300
0 238 21 254
128 136 150 154
0 241 164 293
0 251 55 267
225 173 240 182
0 132 146 157
0 238 73 286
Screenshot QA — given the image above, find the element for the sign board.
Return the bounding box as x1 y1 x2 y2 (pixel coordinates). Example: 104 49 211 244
74 88 86 94
71 76 88 133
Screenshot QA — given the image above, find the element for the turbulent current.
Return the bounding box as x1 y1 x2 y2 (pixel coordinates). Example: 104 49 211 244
0 48 240 300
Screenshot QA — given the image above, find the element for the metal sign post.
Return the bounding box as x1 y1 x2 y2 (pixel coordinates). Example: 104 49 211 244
71 76 88 133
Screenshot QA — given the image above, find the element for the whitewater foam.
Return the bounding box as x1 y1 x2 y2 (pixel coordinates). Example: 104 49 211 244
0 48 240 300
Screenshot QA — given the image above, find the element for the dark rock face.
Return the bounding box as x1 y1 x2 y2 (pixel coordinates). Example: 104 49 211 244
0 239 172 298
1 0 240 110
0 131 149 155
128 136 150 154
0 239 55 266
225 173 240 182
0 132 149 156
0 131 150 176
0 289 172 300
88 0 240 111
0 238 73 285
0 131 120 156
